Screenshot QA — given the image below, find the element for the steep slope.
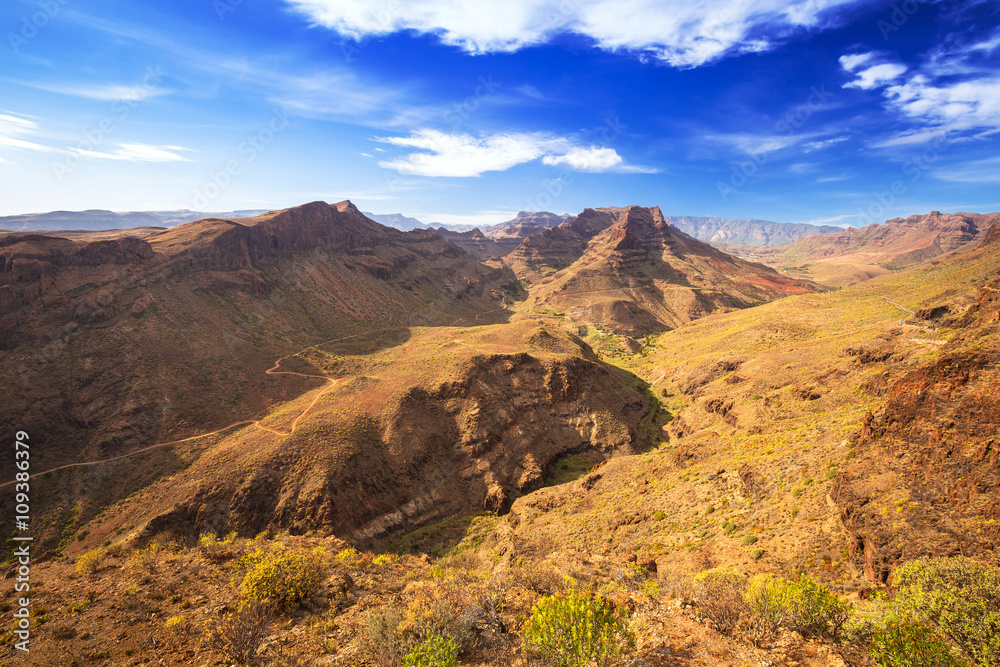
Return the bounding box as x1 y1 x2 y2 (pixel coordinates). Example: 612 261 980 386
663 215 841 247
67 322 650 551
430 227 508 260
487 220 1000 589
0 201 514 548
515 206 817 335
757 210 1000 286
504 207 620 282
831 222 1000 582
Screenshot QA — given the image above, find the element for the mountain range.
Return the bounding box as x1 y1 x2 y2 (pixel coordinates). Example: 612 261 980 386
5 200 1000 666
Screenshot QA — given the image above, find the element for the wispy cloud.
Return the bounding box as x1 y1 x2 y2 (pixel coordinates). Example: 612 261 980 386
69 143 193 162
844 30 1000 147
13 81 170 102
376 130 653 177
934 156 1000 183
803 136 849 151
844 63 907 90
286 0 865 68
0 113 58 155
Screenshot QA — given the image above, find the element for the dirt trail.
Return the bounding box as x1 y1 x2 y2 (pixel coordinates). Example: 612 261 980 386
9 303 514 484
882 296 944 343
2 330 387 487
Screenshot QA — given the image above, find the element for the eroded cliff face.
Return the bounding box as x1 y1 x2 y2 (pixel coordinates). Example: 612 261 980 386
516 206 818 336
129 328 649 546
0 202 516 552
832 242 1000 582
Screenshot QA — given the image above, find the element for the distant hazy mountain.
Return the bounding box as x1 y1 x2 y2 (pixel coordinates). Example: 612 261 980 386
0 209 269 232
483 211 572 239
361 212 428 231
362 212 482 233
663 215 842 247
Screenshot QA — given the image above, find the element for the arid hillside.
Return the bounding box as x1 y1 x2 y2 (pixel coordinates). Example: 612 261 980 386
0 201 515 549
63 321 652 557
7 207 1000 667
750 210 1000 287
512 206 817 335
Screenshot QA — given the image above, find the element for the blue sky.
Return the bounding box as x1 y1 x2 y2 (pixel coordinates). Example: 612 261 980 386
1 0 998 227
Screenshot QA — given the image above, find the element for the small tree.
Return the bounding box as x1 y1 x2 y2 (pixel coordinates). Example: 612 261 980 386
206 600 273 665
894 557 1000 667
523 589 633 667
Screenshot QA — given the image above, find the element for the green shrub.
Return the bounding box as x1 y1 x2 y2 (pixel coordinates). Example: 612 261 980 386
750 548 765 561
523 589 633 667
777 574 851 639
75 548 104 577
652 511 666 521
741 573 850 641
364 608 413 666
744 575 786 644
870 617 968 667
742 535 759 545
401 634 459 667
206 601 272 666
238 551 326 611
692 569 748 636
894 557 1000 666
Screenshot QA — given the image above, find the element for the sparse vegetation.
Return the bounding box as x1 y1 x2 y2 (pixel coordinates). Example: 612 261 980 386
237 549 327 611
522 589 633 667
892 557 1000 667
206 600 273 666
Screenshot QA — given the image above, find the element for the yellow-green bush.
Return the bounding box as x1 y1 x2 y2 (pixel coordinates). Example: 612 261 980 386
692 568 749 636
401 633 459 667
75 548 104 577
523 589 633 667
869 616 968 667
238 550 326 611
771 574 851 639
893 557 1000 667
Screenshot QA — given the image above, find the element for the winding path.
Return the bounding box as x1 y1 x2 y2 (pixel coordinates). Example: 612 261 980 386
5 301 520 487
1 326 422 487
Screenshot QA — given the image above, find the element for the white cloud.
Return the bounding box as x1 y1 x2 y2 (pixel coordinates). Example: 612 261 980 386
19 82 171 102
542 147 621 171
0 113 58 155
708 133 803 155
934 156 1000 183
376 130 652 176
286 0 863 68
885 74 1000 130
377 130 558 177
69 143 193 162
803 136 849 151
839 52 873 71
844 63 907 90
